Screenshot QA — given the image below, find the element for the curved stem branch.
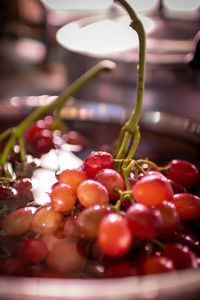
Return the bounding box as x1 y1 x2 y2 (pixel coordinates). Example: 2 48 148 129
18 135 27 163
0 60 116 166
114 0 146 166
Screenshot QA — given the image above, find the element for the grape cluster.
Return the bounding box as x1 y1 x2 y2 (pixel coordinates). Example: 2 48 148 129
0 150 199 278
24 116 87 158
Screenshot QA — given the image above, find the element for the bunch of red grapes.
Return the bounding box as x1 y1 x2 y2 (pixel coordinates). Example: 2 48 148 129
0 127 200 278
24 115 86 158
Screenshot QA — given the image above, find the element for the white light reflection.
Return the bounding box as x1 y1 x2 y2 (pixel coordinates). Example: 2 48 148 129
164 0 200 12
15 38 46 63
31 168 56 205
41 0 113 10
57 15 155 56
31 149 82 205
128 0 158 12
153 111 161 124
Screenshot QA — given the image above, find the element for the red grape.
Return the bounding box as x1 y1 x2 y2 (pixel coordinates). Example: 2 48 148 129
165 160 199 188
98 213 133 257
168 179 187 194
14 178 33 199
2 207 35 235
58 168 88 192
50 183 76 212
126 203 163 239
103 261 138 278
64 130 87 147
156 201 180 235
0 257 29 276
132 174 174 206
138 171 165 180
41 233 64 251
25 122 44 142
141 255 174 275
76 205 111 238
0 184 17 201
61 216 81 242
77 179 109 207
32 135 53 155
31 207 63 234
163 243 198 270
20 238 48 263
95 168 125 200
84 151 114 178
46 240 84 275
171 193 200 220
24 120 53 157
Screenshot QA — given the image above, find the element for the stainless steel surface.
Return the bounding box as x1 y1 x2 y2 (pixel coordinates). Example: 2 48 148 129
1 96 200 145
0 265 200 300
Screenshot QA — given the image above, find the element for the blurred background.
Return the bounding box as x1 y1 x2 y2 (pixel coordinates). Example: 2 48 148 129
0 0 199 132
0 0 199 98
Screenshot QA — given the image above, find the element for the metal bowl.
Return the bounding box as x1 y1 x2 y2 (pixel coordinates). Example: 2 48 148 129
0 267 200 300
0 96 200 300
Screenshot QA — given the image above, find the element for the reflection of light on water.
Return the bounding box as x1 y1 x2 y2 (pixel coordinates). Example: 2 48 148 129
57 15 155 56
32 149 82 205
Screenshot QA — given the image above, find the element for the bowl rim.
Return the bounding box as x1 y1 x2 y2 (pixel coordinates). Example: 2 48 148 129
0 268 200 300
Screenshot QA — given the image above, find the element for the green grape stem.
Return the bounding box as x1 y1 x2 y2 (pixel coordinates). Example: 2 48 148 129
0 60 116 167
114 0 146 170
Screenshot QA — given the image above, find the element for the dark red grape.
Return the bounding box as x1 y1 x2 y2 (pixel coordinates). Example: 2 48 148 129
141 255 174 275
20 238 48 263
32 135 53 156
156 201 180 235
0 183 17 201
0 257 29 276
62 216 81 242
126 203 163 239
171 193 200 220
24 122 44 142
14 178 33 200
163 243 198 270
84 151 114 178
165 160 199 188
168 179 187 194
24 120 53 157
103 261 138 278
64 130 88 148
